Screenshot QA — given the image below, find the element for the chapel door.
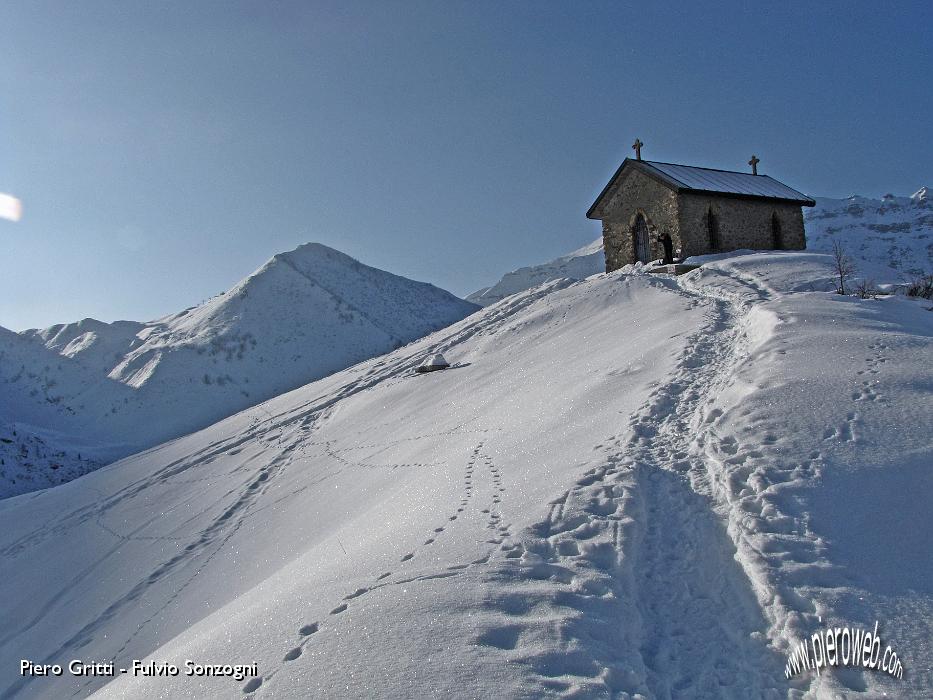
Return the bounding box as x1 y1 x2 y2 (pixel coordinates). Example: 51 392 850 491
634 215 650 263
660 234 674 264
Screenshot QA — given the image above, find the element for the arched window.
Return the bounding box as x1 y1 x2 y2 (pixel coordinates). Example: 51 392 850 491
633 214 650 263
707 208 720 251
771 212 783 250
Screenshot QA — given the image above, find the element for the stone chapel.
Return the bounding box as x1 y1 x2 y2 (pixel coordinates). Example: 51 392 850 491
586 140 815 271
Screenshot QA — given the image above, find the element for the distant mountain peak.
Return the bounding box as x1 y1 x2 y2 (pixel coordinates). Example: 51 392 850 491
275 241 355 264
467 237 605 307
7 242 477 498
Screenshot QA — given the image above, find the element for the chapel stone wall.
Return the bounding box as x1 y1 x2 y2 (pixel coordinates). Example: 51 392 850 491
677 194 807 258
600 169 680 271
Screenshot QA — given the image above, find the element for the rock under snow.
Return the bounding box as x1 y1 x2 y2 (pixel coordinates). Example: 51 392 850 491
416 352 450 372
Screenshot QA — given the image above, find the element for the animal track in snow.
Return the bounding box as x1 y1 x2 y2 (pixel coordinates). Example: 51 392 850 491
824 411 859 443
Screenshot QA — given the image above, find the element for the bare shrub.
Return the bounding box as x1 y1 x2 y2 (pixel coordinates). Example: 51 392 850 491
832 240 856 295
854 279 878 299
905 272 933 300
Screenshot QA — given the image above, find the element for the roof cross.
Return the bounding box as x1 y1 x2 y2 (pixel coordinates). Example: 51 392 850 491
748 154 760 175
632 138 644 160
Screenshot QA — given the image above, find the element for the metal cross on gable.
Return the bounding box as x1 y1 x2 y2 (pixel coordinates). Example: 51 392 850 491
632 138 643 160
749 154 760 175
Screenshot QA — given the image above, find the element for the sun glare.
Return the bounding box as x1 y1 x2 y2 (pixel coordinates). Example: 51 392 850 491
0 193 22 222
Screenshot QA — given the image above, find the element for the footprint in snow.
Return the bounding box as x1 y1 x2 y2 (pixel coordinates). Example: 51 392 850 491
284 647 302 662
243 677 263 693
299 622 319 636
330 603 348 615
401 553 414 562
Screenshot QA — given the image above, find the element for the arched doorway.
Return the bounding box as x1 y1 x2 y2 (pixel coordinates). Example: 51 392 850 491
633 214 650 263
771 212 783 249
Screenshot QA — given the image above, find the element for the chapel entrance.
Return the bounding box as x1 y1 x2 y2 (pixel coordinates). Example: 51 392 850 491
633 214 650 263
660 233 674 264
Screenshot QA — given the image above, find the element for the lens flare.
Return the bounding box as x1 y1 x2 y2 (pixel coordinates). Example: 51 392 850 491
0 193 22 222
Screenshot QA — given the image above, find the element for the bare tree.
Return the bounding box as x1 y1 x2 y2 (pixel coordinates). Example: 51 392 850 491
832 240 856 295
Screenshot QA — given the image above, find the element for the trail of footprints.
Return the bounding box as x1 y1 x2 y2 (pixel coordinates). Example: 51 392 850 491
852 341 888 403
243 441 507 695
822 341 889 445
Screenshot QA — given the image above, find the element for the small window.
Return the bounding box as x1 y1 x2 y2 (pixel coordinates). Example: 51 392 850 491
707 208 720 251
771 212 783 250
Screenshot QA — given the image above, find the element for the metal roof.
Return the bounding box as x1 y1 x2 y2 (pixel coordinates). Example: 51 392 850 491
644 161 815 203
587 158 815 218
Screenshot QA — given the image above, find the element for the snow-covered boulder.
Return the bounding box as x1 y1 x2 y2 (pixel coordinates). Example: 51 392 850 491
415 352 450 373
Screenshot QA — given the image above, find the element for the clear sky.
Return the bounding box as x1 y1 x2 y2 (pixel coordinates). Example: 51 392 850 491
1 1 930 330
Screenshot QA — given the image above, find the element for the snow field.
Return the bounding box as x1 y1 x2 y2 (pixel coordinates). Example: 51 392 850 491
1 250 929 698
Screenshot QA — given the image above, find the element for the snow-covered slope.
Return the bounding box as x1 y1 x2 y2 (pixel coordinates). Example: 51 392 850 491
469 188 931 308
2 252 929 699
805 189 932 276
4 244 477 498
467 237 604 306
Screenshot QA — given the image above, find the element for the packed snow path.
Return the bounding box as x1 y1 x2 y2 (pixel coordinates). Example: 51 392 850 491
1 252 929 699
477 273 787 698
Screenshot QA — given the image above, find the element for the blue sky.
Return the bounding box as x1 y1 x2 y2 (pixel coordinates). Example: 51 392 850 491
1 1 930 330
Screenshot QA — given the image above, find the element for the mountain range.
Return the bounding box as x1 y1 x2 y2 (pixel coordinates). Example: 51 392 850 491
1 243 477 498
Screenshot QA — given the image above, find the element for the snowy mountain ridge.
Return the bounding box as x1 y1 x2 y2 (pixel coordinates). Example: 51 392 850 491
467 237 605 307
805 189 932 275
3 243 477 498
